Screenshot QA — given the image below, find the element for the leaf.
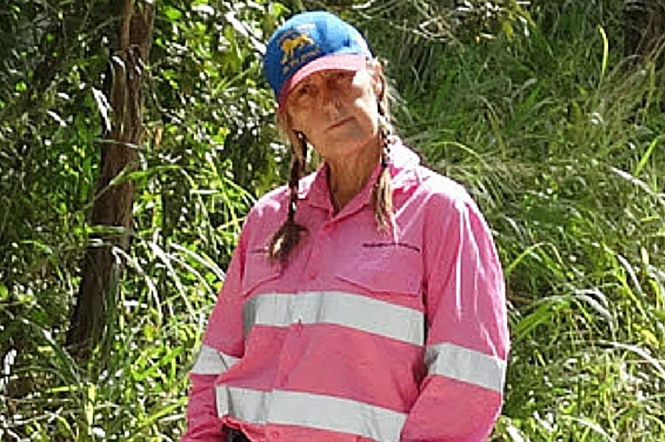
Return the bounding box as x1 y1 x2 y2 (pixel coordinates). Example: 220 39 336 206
91 87 111 133
47 110 67 127
634 134 664 177
164 6 182 21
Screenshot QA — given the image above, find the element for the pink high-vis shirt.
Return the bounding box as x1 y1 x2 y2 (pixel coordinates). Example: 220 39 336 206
183 139 510 442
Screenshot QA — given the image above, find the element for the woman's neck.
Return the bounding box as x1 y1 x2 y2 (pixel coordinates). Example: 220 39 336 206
325 140 381 212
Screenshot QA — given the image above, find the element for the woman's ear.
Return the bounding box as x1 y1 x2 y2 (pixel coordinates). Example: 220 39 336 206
278 109 294 132
277 110 305 151
279 108 302 133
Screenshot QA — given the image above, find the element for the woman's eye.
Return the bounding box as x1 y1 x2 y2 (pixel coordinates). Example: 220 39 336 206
331 72 349 82
330 72 352 89
296 84 315 97
289 84 317 108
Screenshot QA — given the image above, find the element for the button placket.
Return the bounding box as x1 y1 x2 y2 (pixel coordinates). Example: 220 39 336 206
274 297 296 387
293 299 305 333
305 227 327 281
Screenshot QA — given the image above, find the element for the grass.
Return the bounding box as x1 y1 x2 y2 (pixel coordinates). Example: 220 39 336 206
1 1 665 441
390 2 665 440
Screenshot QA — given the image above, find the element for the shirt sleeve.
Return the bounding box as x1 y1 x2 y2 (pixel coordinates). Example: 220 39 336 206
401 194 510 442
181 230 248 442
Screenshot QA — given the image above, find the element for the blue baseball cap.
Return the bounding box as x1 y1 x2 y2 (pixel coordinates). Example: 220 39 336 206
263 11 373 109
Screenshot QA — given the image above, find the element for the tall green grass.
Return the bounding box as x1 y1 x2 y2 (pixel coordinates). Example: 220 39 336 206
391 1 665 440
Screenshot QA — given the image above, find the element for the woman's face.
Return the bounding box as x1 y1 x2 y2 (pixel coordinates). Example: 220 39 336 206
284 66 381 161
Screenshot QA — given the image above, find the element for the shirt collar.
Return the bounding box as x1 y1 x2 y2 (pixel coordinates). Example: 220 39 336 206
297 136 421 211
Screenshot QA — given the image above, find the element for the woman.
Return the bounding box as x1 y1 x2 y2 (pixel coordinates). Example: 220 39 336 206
183 10 509 442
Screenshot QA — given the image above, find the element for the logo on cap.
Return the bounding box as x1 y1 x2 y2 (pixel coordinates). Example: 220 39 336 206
281 34 314 63
278 26 321 74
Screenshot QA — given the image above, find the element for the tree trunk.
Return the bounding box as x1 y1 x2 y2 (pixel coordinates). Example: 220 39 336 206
624 0 665 62
66 0 155 360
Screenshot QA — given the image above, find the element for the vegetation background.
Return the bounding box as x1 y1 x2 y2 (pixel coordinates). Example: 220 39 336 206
1 0 664 440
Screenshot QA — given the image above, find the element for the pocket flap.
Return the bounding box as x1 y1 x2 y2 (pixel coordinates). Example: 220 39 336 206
335 246 422 296
241 251 281 295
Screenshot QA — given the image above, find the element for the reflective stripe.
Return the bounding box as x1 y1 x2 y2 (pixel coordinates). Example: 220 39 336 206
243 291 424 345
216 385 406 442
425 343 506 392
215 385 271 423
191 344 240 375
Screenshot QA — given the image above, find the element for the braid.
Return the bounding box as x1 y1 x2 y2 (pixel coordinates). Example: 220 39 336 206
268 132 307 264
371 77 395 233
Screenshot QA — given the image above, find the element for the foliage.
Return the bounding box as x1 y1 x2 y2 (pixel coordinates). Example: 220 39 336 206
1 5 114 434
2 0 282 439
397 1 665 439
1 0 664 441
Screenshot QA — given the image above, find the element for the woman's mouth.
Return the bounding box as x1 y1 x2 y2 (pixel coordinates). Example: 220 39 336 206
328 117 353 130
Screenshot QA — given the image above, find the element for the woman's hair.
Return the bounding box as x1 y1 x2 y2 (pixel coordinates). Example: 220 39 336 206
268 59 395 265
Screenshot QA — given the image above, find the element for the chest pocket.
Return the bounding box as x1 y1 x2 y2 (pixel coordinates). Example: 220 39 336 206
334 245 423 297
241 250 281 296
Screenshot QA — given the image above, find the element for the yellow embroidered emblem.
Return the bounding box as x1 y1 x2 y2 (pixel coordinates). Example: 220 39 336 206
281 34 315 64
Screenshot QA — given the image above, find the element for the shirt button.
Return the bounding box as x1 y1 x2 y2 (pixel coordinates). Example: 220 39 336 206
308 270 317 280
270 430 280 439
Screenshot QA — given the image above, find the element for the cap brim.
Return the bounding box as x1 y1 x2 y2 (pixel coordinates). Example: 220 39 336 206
278 53 368 109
